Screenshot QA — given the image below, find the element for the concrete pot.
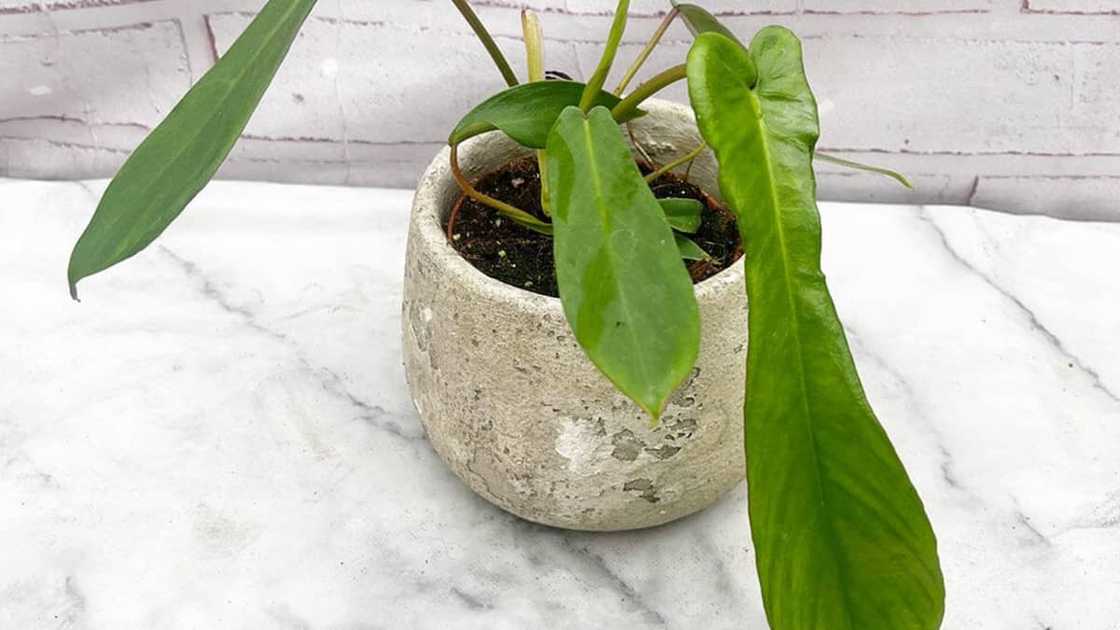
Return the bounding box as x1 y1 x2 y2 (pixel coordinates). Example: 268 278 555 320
402 100 747 531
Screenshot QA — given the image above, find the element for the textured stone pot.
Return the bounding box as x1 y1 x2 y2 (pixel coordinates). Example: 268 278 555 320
402 100 747 531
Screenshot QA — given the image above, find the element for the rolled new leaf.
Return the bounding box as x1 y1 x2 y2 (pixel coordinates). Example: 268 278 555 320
449 81 640 149
68 0 317 299
547 106 700 419
687 29 944 630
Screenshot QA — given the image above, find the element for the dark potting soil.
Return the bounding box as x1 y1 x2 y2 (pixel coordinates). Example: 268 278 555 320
445 157 742 298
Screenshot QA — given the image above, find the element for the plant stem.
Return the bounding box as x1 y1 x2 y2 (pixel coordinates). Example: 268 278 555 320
450 0 519 87
579 0 631 112
645 142 706 182
446 192 466 240
611 64 687 121
614 7 679 95
815 152 914 189
449 144 553 235
522 9 552 217
627 123 657 170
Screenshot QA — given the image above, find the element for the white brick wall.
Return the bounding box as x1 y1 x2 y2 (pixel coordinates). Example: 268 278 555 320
1 0 1118 220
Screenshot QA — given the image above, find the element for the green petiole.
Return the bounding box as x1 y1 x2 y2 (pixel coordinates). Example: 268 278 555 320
579 0 631 112
611 64 687 121
450 0 520 88
614 7 680 95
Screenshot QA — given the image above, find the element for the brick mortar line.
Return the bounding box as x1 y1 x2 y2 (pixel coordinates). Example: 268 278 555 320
471 1 1002 17
8 8 1120 45
1022 0 1120 15
0 0 157 16
7 129 1118 163
4 113 1120 159
824 147 1120 158
0 134 447 148
979 174 1120 180
203 12 1120 47
1023 10 1120 15
802 9 992 16
0 17 169 40
470 2 791 18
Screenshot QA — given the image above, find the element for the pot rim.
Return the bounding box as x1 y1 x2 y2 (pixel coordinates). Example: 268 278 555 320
411 99 745 317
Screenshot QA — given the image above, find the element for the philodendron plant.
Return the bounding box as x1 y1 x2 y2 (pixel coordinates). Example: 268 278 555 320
67 0 945 628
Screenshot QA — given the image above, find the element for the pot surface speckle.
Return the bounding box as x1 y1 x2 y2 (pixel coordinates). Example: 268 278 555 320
402 101 747 531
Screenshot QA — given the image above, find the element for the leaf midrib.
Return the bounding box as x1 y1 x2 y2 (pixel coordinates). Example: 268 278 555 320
579 114 659 412
749 91 858 628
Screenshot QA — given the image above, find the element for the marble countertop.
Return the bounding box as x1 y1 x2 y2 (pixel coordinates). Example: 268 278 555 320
2 177 1118 629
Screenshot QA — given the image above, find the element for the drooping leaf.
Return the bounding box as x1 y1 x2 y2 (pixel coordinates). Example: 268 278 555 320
674 234 711 261
687 29 944 630
449 81 641 149
547 106 700 419
68 0 317 299
671 1 744 47
658 197 703 233
816 152 913 189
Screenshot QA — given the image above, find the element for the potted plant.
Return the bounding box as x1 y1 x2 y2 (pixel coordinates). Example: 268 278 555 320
66 0 946 628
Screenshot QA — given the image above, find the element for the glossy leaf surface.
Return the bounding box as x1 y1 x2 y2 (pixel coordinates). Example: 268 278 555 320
658 197 703 233
547 106 700 419
687 29 944 630
68 0 317 299
449 81 639 149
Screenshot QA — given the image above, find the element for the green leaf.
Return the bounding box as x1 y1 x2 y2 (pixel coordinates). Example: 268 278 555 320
67 0 317 299
687 29 944 630
671 1 745 48
658 197 703 233
816 152 914 189
449 81 640 149
674 234 711 261
547 106 700 419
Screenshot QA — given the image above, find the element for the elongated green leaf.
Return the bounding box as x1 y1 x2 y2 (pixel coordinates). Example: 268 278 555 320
449 81 641 149
687 30 944 630
671 1 744 47
67 0 316 299
816 152 913 189
547 106 700 419
658 197 703 233
674 234 710 261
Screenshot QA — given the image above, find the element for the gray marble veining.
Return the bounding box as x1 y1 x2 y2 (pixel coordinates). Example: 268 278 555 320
1 178 1118 629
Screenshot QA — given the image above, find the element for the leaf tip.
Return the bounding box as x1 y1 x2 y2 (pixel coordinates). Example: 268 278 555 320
68 276 81 302
67 254 83 301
